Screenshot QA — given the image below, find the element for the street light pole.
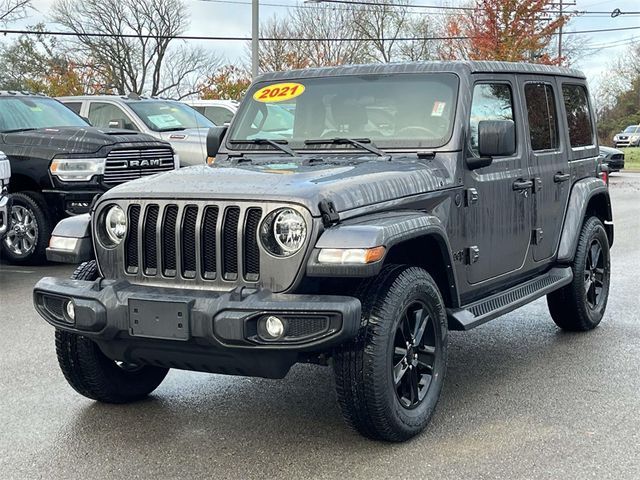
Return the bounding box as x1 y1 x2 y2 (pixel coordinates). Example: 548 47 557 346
251 0 259 79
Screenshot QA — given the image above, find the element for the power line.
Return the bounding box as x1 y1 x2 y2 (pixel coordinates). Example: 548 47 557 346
199 0 640 16
1 25 639 42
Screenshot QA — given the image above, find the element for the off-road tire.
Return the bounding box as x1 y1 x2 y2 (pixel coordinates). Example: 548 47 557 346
1 191 52 265
547 216 611 331
333 265 448 442
55 260 169 403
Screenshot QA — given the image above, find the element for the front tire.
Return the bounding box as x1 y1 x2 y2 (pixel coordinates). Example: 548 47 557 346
55 260 169 403
547 216 611 331
333 265 448 442
1 192 52 265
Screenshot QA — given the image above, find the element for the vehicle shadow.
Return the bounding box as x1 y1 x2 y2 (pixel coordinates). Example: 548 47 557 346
35 300 616 478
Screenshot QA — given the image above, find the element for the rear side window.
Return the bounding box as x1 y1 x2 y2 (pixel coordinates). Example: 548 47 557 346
204 106 234 125
524 83 559 151
562 84 594 148
64 102 82 115
469 83 514 155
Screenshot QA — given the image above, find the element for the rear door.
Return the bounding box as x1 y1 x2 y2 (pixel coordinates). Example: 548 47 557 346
519 77 570 262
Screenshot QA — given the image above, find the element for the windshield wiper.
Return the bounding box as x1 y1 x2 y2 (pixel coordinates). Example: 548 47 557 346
1 128 37 134
304 137 385 157
230 138 298 157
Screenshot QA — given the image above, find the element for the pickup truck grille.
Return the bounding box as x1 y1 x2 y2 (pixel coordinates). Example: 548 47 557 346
124 202 263 282
104 148 175 184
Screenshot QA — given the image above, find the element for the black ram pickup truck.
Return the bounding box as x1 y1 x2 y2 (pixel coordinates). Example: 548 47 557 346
0 150 10 239
0 91 178 264
34 62 613 442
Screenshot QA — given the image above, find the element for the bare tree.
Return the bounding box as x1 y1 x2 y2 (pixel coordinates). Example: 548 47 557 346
352 0 411 63
51 0 218 97
0 0 31 25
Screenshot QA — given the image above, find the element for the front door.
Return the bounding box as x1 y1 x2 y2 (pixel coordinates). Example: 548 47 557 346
465 76 532 284
519 77 571 262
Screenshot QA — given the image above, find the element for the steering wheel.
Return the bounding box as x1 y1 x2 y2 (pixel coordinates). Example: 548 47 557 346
396 126 438 137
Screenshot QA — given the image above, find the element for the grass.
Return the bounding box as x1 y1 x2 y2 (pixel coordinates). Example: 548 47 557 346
622 147 640 171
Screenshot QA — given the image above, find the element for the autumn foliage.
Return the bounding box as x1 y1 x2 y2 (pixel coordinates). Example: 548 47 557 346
198 65 252 101
444 0 568 64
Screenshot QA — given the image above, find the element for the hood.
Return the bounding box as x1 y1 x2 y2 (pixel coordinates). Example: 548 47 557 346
1 126 164 157
599 146 622 156
100 153 457 215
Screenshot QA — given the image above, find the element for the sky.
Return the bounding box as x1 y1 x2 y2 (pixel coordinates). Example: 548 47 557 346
10 0 640 89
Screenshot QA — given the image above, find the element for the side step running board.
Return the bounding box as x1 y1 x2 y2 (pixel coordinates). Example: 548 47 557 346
447 267 573 331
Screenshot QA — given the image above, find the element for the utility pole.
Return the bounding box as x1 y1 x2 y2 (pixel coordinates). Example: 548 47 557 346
558 0 563 61
251 0 259 79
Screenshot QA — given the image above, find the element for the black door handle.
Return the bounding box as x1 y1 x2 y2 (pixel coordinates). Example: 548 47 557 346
513 179 534 191
554 172 571 183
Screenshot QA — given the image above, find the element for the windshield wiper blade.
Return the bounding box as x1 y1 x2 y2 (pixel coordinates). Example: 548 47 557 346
230 138 298 157
304 137 385 157
157 127 186 132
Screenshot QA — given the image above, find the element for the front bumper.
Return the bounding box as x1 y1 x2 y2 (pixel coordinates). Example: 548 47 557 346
33 277 361 378
42 189 104 216
0 192 12 238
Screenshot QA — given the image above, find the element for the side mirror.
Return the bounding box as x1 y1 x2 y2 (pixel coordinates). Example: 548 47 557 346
108 119 125 129
206 126 228 158
478 120 516 158
467 120 516 170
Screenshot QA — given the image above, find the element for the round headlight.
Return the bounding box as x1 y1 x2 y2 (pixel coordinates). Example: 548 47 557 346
260 208 307 257
104 205 127 246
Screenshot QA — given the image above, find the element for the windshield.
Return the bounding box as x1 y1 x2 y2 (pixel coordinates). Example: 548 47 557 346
228 73 459 150
128 101 215 132
623 125 639 133
0 97 88 132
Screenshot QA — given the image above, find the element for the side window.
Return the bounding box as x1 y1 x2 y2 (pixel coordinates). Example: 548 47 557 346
562 84 594 148
63 102 82 115
524 83 559 151
204 106 234 125
469 83 514 155
88 102 138 131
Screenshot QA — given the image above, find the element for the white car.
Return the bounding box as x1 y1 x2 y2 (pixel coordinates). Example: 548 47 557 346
183 99 239 126
613 125 640 148
0 151 11 239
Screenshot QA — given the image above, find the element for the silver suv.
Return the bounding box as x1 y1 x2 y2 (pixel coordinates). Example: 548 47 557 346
0 151 11 239
58 95 215 166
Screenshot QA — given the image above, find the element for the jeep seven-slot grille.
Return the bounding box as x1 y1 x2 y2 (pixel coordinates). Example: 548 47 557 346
125 203 263 282
104 148 175 185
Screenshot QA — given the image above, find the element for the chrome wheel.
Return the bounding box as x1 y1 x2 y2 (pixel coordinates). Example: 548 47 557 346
392 301 438 409
4 204 38 257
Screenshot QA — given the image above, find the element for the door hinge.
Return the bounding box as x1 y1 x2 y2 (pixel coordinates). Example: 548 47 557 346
531 228 544 245
464 188 479 206
532 177 543 194
465 246 480 264
318 199 340 228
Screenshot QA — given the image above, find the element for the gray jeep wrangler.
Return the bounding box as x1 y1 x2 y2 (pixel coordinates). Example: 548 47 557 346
0 151 11 239
34 61 613 442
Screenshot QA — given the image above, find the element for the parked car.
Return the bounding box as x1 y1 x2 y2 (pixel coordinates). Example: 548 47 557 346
58 95 215 166
612 124 640 148
0 91 177 264
183 99 238 126
599 145 625 172
35 61 613 442
0 150 10 240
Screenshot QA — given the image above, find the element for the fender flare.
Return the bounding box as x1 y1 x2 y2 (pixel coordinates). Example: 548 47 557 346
557 177 613 263
46 213 94 264
306 211 459 306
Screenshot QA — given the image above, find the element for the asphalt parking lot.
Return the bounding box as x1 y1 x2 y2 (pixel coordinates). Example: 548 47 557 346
1 172 639 480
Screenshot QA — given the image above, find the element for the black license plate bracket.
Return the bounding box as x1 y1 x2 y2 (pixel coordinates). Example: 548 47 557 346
129 298 191 341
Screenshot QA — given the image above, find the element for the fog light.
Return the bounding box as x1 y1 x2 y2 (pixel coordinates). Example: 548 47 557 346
264 315 285 339
65 300 75 321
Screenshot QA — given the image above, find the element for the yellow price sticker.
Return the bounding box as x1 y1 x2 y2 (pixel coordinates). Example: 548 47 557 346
253 82 305 103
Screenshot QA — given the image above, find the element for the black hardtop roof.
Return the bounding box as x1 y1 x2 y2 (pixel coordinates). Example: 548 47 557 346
256 60 586 82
